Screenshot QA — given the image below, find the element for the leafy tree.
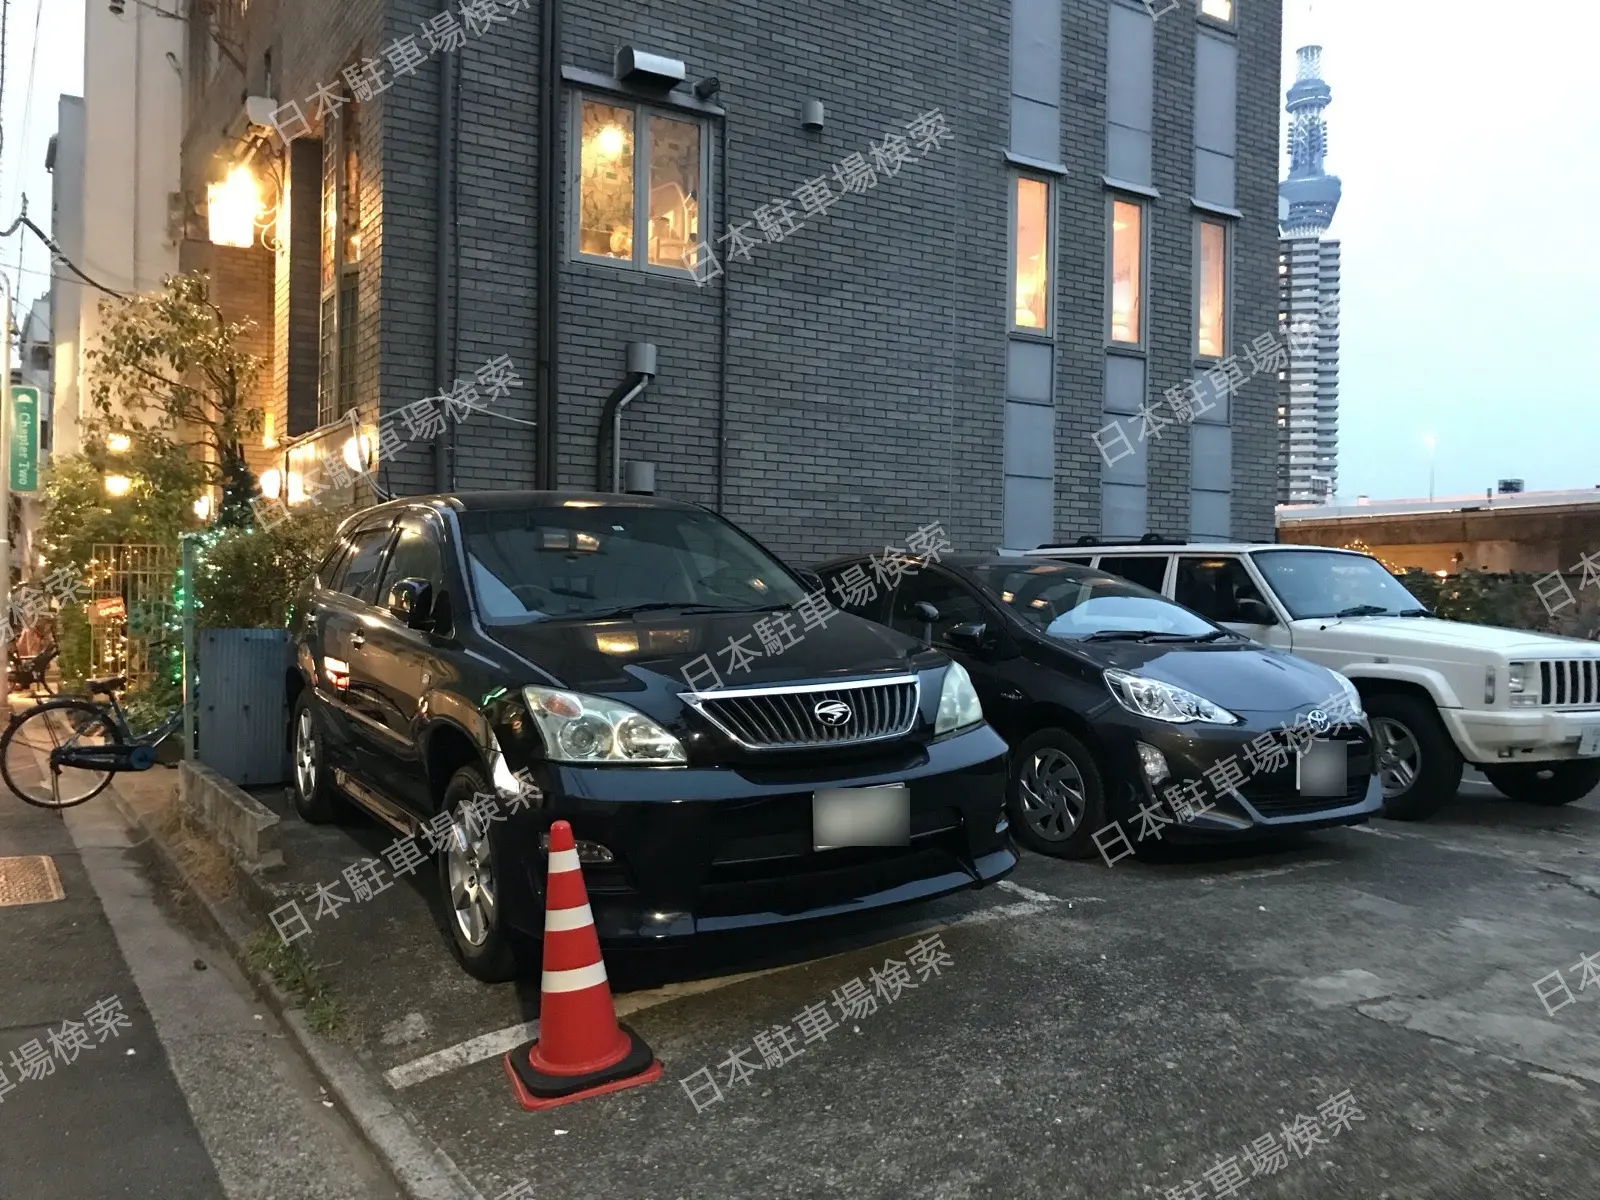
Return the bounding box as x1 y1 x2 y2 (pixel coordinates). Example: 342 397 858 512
39 434 205 579
85 272 265 526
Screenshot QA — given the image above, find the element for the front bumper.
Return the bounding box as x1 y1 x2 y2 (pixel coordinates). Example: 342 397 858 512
494 724 1016 941
1441 706 1600 765
1100 708 1383 841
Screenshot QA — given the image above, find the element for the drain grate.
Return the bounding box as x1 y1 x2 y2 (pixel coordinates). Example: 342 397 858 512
0 855 65 906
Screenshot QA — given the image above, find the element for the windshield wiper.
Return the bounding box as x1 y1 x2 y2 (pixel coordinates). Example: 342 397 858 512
1141 629 1233 643
1331 604 1390 618
580 602 757 620
1395 608 1432 617
1078 630 1167 642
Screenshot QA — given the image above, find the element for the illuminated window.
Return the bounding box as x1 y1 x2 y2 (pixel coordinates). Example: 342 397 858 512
1109 199 1143 345
318 88 362 425
574 97 708 276
1012 176 1051 333
648 116 700 269
1196 219 1229 359
1199 0 1234 23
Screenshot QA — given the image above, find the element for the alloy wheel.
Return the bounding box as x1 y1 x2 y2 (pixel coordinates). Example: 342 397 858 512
445 811 497 947
1017 747 1088 842
294 708 317 799
1372 716 1422 799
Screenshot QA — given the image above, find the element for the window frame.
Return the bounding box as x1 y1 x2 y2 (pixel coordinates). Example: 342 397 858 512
1105 193 1148 351
569 92 712 280
318 82 362 426
1008 172 1056 339
331 522 398 605
1193 216 1232 362
1197 0 1237 30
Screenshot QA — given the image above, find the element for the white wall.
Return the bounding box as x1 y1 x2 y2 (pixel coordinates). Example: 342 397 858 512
72 0 184 435
49 95 86 462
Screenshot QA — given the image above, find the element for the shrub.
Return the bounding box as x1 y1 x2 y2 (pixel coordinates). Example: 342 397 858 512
193 507 350 629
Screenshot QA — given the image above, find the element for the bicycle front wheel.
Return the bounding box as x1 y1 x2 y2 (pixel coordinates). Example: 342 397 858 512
1 700 125 810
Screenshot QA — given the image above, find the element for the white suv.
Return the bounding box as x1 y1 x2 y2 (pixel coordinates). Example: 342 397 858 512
1022 540 1600 820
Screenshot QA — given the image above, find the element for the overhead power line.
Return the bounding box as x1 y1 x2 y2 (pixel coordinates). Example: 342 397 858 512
0 210 127 299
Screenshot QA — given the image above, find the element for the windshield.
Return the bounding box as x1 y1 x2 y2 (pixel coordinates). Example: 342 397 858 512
968 563 1222 641
459 505 811 623
1252 549 1426 620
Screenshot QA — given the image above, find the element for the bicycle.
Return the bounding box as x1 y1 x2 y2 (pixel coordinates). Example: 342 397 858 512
1 673 184 809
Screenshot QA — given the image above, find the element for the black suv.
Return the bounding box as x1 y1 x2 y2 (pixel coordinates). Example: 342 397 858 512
287 493 1015 980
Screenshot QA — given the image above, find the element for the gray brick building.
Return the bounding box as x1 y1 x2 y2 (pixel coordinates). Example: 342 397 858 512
178 0 1280 561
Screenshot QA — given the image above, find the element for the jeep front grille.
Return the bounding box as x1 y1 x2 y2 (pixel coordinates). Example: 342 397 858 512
1540 659 1600 708
682 675 920 751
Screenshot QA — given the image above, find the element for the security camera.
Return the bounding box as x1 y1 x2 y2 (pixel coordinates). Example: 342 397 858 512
693 76 721 101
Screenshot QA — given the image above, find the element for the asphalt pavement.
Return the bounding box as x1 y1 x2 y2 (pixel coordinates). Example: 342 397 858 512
264 772 1600 1200
0 757 401 1200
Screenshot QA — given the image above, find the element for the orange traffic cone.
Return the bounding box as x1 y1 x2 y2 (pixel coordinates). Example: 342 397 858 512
503 820 662 1110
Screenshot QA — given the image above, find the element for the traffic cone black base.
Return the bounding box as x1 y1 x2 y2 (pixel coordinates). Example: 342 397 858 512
502 1024 662 1111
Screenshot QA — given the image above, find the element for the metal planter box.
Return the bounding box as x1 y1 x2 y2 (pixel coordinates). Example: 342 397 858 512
197 628 293 786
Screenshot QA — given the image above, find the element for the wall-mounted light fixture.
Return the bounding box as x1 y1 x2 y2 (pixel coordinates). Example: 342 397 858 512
207 163 267 249
615 47 686 90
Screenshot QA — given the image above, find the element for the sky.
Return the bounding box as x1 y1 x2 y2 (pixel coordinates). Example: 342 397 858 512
0 1 1594 502
1282 0 1600 501
0 0 84 328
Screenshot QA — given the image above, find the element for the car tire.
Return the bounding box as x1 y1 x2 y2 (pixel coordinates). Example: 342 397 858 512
289 693 346 823
1006 728 1107 859
1482 760 1600 807
436 764 522 983
1367 692 1462 821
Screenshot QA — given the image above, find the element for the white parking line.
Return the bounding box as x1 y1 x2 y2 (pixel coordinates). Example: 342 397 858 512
384 884 1077 1091
1197 860 1337 885
997 879 1066 904
382 966 788 1091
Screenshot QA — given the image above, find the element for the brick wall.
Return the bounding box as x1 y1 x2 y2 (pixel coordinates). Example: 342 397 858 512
186 0 1281 559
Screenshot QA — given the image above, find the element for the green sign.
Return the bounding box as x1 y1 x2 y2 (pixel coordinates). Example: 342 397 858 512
9 386 39 493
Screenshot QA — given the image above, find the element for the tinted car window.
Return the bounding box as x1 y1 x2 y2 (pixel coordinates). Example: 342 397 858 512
333 526 394 603
818 562 891 624
966 562 1218 640
1096 555 1169 592
1175 556 1267 622
459 506 810 623
889 571 987 641
378 516 445 602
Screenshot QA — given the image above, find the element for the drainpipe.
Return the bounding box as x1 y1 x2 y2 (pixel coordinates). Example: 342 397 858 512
432 0 457 492
595 342 658 493
536 0 563 489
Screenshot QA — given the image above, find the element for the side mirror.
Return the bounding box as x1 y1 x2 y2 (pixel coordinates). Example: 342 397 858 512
1235 597 1277 625
946 621 989 652
912 600 940 648
388 578 435 630
794 568 824 594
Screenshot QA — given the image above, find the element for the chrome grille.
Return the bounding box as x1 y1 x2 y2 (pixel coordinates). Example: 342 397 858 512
1539 659 1600 708
683 676 920 751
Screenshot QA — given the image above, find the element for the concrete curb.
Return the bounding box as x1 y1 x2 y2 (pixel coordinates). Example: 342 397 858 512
108 779 488 1200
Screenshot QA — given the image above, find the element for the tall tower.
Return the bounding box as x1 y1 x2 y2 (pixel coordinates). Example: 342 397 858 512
1277 41 1343 505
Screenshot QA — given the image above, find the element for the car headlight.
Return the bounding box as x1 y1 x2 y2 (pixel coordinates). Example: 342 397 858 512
1103 667 1239 725
522 686 687 764
1331 671 1364 719
935 661 985 734
1508 661 1539 706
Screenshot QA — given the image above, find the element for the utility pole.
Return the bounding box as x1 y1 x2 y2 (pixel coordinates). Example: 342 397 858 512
1 274 13 659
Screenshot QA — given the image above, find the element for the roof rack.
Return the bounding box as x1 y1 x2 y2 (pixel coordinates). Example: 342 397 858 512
1033 533 1187 550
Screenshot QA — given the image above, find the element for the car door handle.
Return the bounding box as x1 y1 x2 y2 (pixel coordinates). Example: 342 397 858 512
351 631 366 648
1000 688 1024 701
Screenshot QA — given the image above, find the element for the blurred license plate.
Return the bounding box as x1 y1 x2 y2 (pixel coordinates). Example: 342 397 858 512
813 785 910 850
1579 728 1600 757
1297 740 1348 797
